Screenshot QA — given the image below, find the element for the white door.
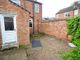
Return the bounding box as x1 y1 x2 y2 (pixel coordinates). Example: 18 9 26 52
0 14 18 48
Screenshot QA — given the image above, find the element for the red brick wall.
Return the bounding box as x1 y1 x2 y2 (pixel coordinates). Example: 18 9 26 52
0 0 42 48
40 19 70 42
34 4 42 33
24 0 33 17
24 1 42 34
0 0 30 47
69 11 74 17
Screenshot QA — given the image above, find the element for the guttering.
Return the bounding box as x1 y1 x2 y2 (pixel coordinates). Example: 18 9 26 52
26 0 42 5
9 0 31 14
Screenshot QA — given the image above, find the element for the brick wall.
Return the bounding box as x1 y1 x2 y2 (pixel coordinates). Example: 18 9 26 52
0 0 30 47
69 11 74 17
25 0 42 34
34 4 42 33
0 0 42 48
40 19 70 42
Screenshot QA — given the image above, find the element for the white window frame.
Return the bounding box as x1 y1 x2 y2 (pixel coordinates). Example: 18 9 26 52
29 19 33 27
35 4 40 13
64 12 69 17
74 9 78 16
11 0 20 5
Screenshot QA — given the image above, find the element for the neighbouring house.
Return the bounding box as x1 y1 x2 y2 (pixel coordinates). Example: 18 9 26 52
0 0 42 49
43 17 55 21
55 1 80 19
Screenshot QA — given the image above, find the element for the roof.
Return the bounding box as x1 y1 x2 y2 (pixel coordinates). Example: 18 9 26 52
27 0 42 5
9 0 42 14
9 0 31 14
56 2 80 14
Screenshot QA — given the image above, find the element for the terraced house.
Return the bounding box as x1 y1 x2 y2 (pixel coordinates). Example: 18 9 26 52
56 1 80 19
0 0 42 49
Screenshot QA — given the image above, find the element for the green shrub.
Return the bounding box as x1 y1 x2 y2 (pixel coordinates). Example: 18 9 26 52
63 16 80 60
63 48 80 60
67 16 80 47
19 45 27 49
72 39 80 47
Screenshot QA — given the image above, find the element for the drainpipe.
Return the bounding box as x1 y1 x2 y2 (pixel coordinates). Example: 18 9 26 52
33 1 35 34
26 0 35 34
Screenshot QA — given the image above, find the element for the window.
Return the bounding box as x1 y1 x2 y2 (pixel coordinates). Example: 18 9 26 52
35 4 39 13
4 17 14 30
11 0 20 5
74 10 78 16
29 20 33 27
29 22 32 27
64 12 69 17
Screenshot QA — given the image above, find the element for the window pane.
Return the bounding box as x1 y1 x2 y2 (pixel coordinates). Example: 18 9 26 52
29 22 32 27
4 17 14 31
64 12 69 17
11 0 20 5
35 4 39 13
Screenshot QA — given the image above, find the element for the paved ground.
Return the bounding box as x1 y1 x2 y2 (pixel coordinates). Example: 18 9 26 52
28 34 71 60
0 34 71 60
0 48 28 60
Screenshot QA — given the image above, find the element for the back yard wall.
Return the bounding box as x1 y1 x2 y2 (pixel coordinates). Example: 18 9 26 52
39 19 70 42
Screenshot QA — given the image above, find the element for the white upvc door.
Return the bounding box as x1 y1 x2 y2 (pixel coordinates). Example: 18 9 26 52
0 14 18 48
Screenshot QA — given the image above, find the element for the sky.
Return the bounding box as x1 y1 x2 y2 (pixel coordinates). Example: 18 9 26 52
37 0 77 18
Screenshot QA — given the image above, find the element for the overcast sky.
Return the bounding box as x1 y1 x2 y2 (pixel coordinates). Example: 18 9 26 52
37 0 77 18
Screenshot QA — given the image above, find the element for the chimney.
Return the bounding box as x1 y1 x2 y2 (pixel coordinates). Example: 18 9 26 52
74 0 78 8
